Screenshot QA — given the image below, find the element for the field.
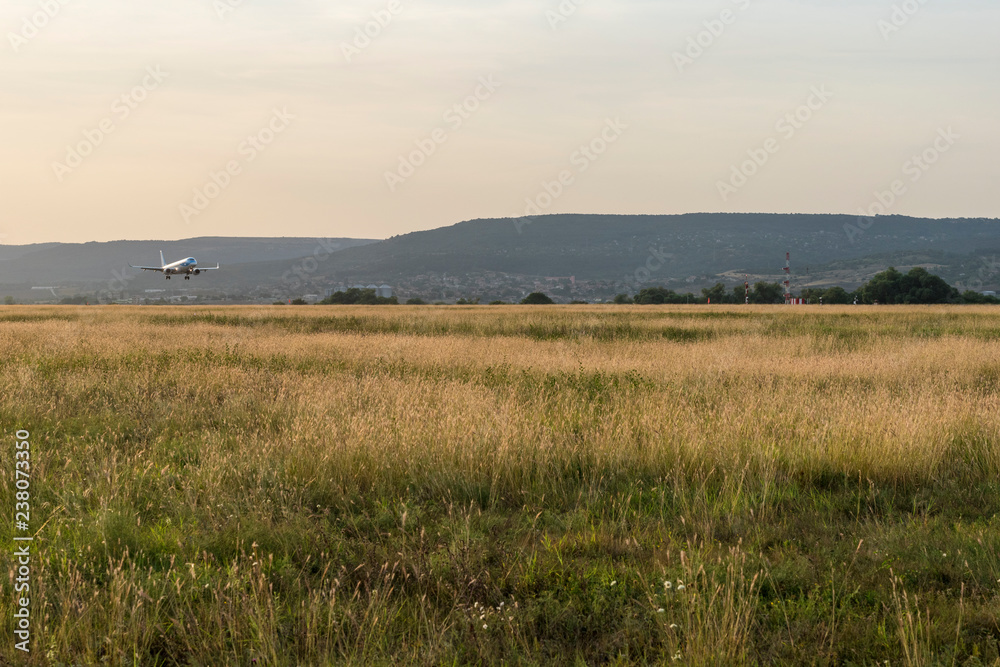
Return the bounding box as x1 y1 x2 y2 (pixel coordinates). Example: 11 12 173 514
2 305 1000 666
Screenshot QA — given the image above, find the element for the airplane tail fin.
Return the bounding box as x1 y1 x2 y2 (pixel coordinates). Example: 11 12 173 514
160 250 166 268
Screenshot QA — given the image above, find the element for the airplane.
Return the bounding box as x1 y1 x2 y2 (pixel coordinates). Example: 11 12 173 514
129 251 220 280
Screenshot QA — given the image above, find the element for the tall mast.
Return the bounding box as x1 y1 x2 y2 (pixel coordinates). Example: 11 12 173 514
784 252 791 305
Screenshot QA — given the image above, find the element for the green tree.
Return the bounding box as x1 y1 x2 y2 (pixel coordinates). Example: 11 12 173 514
822 286 853 304
4 296 15 305
859 267 902 304
859 267 959 304
701 282 728 304
633 288 697 305
961 291 1000 304
521 292 555 305
613 293 634 304
634 287 669 304
750 282 784 304
800 287 853 304
405 298 427 305
320 288 398 305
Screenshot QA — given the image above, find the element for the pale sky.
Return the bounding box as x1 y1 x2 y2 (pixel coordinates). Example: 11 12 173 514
1 0 997 244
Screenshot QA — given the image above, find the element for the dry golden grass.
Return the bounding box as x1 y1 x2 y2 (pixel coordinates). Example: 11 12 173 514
2 305 999 665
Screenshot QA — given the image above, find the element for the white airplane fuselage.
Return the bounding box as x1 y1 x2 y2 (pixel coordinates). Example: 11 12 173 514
163 257 200 275
129 252 220 280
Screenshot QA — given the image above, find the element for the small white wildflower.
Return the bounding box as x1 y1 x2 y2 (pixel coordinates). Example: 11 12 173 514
657 608 665 613
669 623 678 629
676 584 686 591
664 581 672 590
479 614 485 620
610 580 617 586
483 624 488 629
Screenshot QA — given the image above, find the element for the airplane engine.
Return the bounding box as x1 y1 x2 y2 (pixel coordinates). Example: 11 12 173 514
194 269 201 275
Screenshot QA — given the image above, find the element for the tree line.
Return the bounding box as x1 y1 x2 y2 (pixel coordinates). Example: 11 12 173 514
310 268 996 306
617 267 998 305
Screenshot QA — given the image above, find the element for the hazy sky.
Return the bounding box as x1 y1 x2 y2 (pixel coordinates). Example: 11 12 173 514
1 0 997 244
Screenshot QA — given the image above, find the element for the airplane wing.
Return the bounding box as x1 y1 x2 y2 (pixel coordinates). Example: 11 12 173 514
197 265 221 270
129 264 165 272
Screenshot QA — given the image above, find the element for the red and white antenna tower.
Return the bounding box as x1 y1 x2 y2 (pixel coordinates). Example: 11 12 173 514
783 252 791 304
744 275 750 305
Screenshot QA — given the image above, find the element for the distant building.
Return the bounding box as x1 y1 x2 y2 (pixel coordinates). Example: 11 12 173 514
302 294 321 304
377 285 393 298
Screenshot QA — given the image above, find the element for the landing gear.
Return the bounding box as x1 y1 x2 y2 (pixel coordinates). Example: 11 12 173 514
184 276 190 280
165 275 171 280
